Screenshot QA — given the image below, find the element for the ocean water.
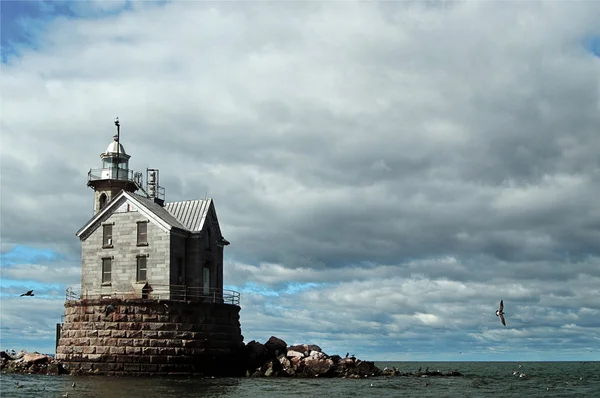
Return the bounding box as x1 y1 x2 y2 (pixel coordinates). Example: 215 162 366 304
1 361 598 397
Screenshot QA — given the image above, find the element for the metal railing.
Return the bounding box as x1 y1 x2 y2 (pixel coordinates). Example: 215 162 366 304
65 285 240 306
88 168 138 183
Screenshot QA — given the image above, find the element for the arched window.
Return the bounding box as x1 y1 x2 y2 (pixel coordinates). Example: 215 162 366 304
99 193 107 210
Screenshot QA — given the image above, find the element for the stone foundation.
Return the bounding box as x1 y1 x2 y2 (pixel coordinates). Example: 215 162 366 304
55 298 245 376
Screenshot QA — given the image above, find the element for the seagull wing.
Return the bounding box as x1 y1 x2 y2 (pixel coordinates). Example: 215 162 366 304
499 313 506 326
499 300 504 312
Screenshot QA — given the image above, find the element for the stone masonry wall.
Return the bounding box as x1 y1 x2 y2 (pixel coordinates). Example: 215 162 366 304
80 208 170 298
56 299 245 376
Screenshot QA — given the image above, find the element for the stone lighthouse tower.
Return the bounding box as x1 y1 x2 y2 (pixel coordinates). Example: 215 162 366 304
56 118 245 376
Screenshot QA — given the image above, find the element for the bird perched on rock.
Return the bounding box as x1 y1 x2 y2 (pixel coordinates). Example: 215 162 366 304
496 300 506 326
104 303 117 317
20 290 34 297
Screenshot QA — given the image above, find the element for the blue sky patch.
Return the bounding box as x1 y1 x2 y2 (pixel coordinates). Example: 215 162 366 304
1 244 65 266
583 36 600 57
0 0 143 62
225 281 329 297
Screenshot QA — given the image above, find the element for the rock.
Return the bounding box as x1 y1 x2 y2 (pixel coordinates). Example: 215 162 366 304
0 351 12 360
261 358 284 377
13 350 26 360
264 336 287 357
278 355 295 376
0 350 68 376
288 344 308 355
338 357 355 366
304 357 334 376
244 340 269 373
329 354 341 363
22 353 49 365
286 349 304 359
354 360 379 377
289 356 303 368
237 337 390 378
46 363 66 375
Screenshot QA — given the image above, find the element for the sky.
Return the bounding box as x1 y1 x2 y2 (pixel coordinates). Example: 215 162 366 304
1 0 600 362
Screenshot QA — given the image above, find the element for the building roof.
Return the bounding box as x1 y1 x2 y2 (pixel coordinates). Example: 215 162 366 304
132 194 189 231
164 199 212 233
76 190 216 239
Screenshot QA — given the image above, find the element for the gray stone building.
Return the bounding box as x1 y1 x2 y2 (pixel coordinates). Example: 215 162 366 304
56 119 244 376
77 118 230 301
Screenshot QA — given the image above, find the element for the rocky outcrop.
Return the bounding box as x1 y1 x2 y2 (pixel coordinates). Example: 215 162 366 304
381 367 463 377
243 336 381 378
1 350 67 375
2 343 463 379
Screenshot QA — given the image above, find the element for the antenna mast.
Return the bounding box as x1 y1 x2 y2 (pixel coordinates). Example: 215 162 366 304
114 117 120 179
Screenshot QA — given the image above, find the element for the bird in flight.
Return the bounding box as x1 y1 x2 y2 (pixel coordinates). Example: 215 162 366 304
496 300 506 326
20 290 34 297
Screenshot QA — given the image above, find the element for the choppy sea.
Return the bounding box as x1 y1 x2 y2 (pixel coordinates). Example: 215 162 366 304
1 361 598 397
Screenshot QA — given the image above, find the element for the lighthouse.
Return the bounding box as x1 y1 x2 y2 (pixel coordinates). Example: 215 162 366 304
56 118 243 376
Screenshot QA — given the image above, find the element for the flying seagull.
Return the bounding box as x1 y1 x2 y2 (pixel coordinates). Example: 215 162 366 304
496 300 506 326
20 290 34 297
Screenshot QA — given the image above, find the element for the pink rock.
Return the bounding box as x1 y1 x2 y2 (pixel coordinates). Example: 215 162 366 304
22 353 49 365
286 350 304 359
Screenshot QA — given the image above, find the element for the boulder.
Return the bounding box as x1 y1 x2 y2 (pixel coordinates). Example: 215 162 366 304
309 350 325 359
354 360 379 377
261 358 284 377
288 344 308 355
304 357 334 376
286 349 304 359
13 350 26 360
278 355 295 376
22 353 49 365
244 340 270 372
329 354 341 363
264 336 287 357
289 356 303 368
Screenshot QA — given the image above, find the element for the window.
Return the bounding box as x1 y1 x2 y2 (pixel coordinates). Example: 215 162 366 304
99 193 107 210
136 256 147 282
137 221 148 246
102 258 112 283
103 224 113 247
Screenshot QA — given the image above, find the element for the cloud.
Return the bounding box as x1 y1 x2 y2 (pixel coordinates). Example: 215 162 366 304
1 0 600 360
